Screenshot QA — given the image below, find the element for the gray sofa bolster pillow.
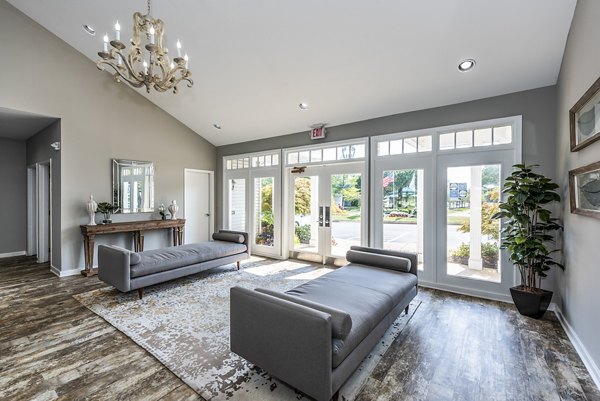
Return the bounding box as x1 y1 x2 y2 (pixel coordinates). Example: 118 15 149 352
212 232 245 243
346 249 411 273
255 288 352 340
106 245 141 265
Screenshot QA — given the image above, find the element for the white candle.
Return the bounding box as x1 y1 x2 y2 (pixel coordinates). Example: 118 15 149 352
103 34 109 52
116 54 121 66
176 40 182 57
170 61 175 70
115 21 121 41
149 26 155 45
184 54 189 69
143 60 148 75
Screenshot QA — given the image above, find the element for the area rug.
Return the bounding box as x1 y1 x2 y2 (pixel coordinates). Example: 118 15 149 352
74 257 420 400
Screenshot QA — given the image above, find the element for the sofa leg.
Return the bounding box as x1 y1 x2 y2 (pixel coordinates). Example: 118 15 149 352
236 261 240 270
405 305 409 315
331 391 340 401
138 287 144 300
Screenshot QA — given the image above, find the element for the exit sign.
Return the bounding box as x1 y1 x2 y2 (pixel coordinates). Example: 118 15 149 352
311 127 326 140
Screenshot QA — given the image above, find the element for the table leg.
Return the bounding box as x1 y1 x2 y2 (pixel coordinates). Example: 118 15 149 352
133 232 139 252
139 231 145 251
178 227 184 245
81 234 97 277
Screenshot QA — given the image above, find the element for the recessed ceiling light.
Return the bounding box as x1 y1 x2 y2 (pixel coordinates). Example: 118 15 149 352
83 24 96 36
213 123 222 130
299 102 309 110
458 59 476 72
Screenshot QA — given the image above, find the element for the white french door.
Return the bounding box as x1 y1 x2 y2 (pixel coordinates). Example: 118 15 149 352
288 162 367 264
371 116 522 302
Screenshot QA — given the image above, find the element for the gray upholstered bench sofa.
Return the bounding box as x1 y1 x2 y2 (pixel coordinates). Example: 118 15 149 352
98 230 249 299
230 246 418 401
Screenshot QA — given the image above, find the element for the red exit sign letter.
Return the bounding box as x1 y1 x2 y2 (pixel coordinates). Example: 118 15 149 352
311 127 326 140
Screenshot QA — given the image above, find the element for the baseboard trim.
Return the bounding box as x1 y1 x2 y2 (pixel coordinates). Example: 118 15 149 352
50 265 83 277
0 251 27 259
418 280 513 303
553 305 600 390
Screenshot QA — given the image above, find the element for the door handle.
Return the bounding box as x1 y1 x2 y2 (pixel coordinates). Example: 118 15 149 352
325 206 330 227
319 206 324 226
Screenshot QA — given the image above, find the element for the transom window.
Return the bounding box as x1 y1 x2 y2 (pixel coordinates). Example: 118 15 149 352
285 141 366 166
225 151 279 170
438 125 512 151
377 135 432 156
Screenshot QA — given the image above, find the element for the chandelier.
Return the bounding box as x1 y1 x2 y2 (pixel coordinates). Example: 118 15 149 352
97 0 193 94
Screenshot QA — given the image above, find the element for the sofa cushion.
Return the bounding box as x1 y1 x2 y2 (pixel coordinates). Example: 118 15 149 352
346 250 411 272
285 264 417 368
130 252 142 265
255 288 352 339
130 242 247 278
212 232 245 243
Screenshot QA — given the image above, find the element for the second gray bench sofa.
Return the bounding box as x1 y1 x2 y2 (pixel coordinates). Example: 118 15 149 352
98 230 249 299
230 246 418 401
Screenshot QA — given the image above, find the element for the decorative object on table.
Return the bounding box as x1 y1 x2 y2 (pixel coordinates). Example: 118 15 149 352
96 202 118 224
73 257 420 401
112 159 155 214
86 195 98 226
96 0 193 94
168 200 179 219
492 164 564 319
570 75 600 151
569 160 600 219
158 203 169 220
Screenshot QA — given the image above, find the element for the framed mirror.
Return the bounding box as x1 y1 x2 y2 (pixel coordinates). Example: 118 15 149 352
112 159 155 213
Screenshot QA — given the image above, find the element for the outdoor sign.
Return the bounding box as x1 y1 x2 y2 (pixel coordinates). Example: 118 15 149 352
449 182 467 199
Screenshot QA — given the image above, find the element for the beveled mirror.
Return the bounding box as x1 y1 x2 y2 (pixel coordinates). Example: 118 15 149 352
112 159 155 213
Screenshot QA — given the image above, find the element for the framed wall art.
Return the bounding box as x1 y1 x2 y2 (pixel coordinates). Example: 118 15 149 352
570 76 600 152
569 161 600 219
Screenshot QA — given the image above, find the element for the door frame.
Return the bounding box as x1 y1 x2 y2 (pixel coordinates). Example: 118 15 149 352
286 161 368 264
27 160 52 263
184 168 215 243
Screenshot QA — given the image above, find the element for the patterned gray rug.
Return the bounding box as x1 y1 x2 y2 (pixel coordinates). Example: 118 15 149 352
74 257 420 400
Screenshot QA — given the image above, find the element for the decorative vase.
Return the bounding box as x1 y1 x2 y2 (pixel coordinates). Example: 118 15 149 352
102 213 112 224
168 200 179 220
86 195 97 226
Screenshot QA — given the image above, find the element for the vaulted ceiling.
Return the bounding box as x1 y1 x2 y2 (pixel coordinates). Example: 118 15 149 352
7 0 576 146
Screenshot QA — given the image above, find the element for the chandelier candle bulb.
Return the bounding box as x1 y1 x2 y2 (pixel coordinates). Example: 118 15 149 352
103 34 109 52
149 26 155 44
143 60 148 75
176 40 182 57
184 53 189 69
115 21 120 41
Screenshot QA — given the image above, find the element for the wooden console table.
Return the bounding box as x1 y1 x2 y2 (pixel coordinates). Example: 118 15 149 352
80 219 185 277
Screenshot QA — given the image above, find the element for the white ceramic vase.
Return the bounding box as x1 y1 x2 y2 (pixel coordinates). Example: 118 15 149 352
168 200 179 220
86 195 97 226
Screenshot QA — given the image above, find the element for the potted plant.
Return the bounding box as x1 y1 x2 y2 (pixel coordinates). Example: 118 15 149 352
492 164 564 318
97 202 118 224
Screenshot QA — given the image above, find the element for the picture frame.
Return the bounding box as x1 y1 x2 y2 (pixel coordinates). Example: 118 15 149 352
569 161 600 219
570 75 600 151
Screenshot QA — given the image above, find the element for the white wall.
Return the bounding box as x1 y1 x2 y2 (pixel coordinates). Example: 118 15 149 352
555 0 600 381
0 0 216 272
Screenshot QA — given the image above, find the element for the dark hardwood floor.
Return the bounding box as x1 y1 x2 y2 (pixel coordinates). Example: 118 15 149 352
1 256 598 401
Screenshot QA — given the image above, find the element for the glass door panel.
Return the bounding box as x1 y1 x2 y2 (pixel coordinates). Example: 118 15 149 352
445 164 501 283
228 178 246 231
330 173 362 257
293 176 320 254
382 169 424 270
253 177 274 247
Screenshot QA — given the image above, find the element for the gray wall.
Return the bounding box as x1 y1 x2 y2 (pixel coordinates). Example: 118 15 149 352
26 120 61 268
555 0 600 375
0 0 216 272
0 138 27 254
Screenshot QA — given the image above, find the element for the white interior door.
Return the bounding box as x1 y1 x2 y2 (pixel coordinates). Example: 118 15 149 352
184 169 213 244
27 165 37 256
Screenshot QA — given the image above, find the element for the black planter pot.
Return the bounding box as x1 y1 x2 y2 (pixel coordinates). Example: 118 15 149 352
510 285 553 319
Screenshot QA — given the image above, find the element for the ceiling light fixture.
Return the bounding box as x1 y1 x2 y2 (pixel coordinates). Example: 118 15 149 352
96 0 193 94
213 123 222 130
83 24 96 36
299 102 309 110
458 59 476 72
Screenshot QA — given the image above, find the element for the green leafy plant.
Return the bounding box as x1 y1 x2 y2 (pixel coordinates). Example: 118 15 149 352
96 202 118 214
450 242 499 269
295 224 311 244
492 164 564 291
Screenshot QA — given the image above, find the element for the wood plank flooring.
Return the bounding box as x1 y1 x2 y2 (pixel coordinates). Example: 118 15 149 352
1 256 598 401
